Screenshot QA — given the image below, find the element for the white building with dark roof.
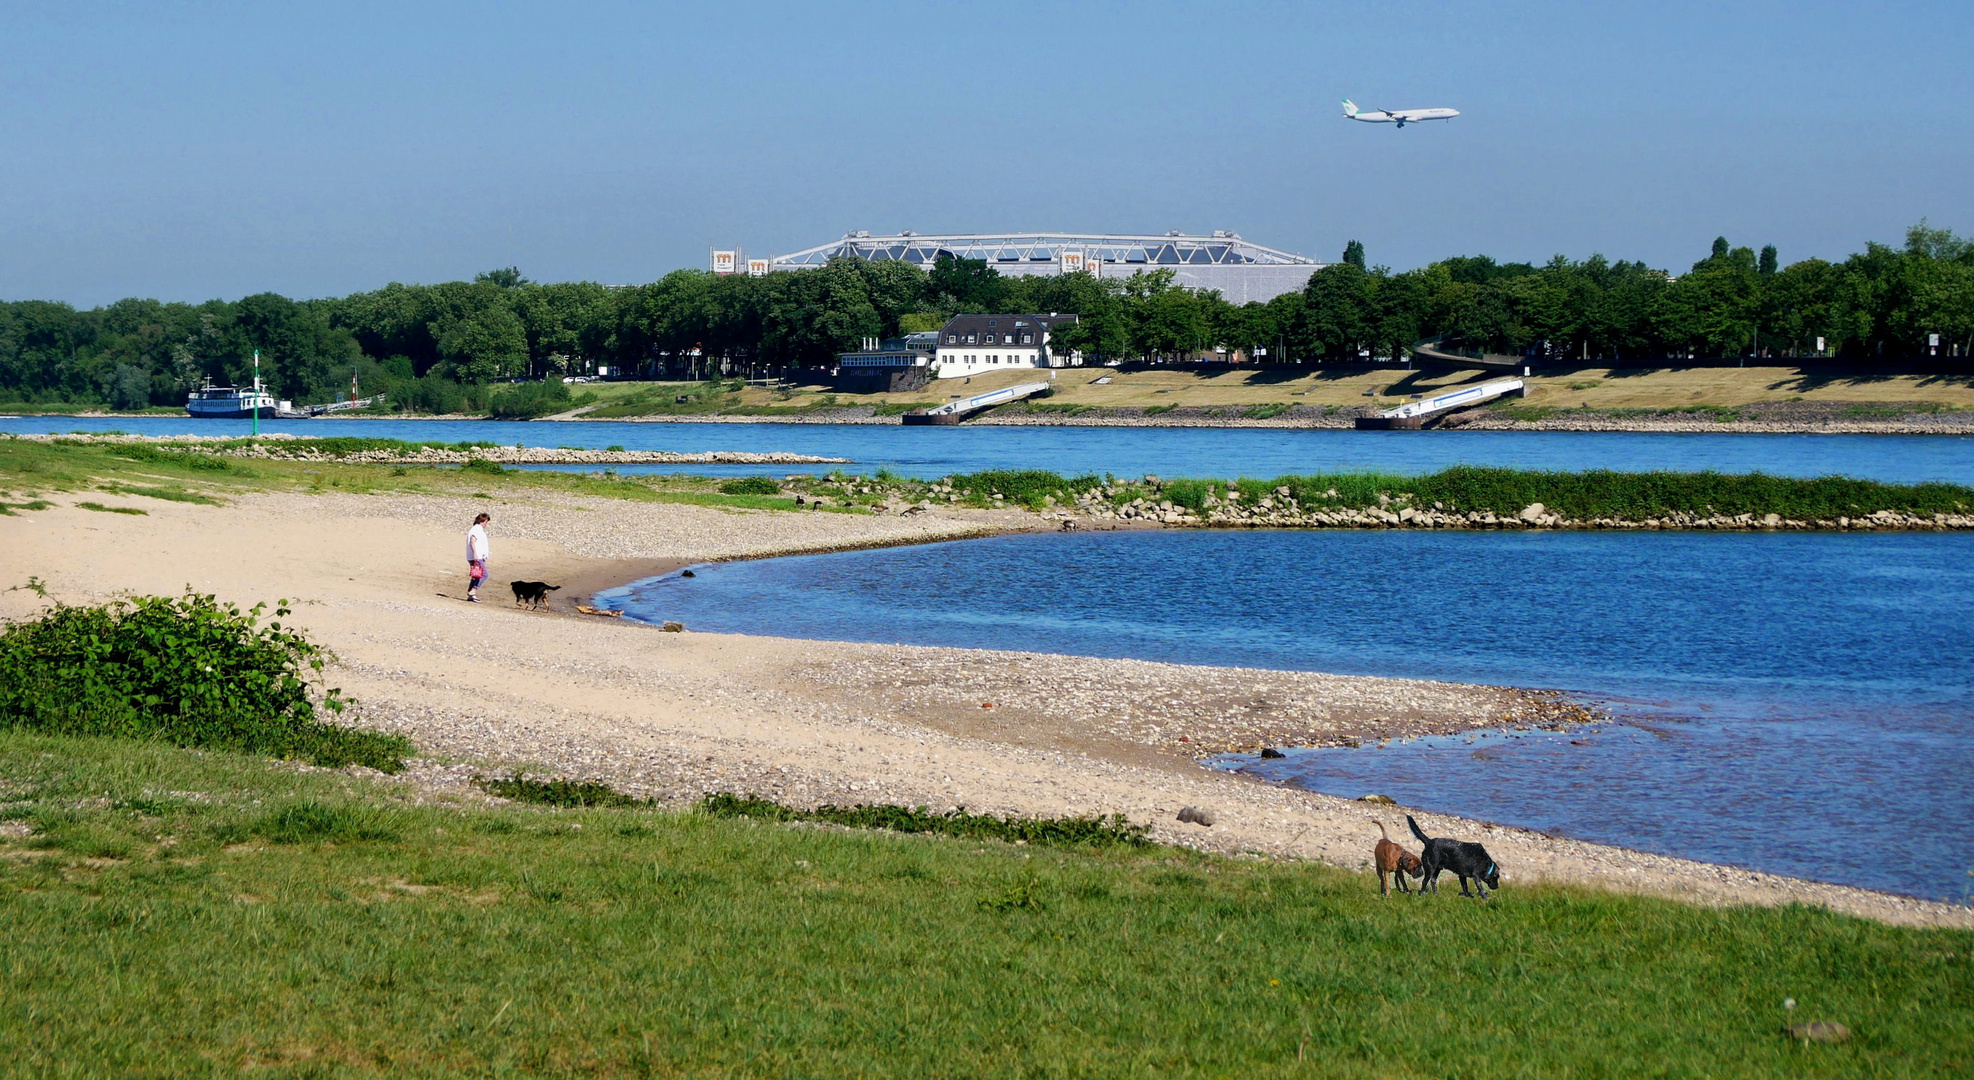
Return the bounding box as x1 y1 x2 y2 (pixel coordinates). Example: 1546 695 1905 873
933 314 1079 379
769 231 1324 304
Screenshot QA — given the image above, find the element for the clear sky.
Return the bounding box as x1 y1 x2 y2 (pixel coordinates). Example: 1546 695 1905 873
4 0 1970 306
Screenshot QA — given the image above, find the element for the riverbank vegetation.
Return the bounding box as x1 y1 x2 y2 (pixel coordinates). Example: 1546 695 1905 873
936 465 1974 523
8 437 1971 528
0 587 409 772
3 223 1969 414
0 434 874 514
1 729 1967 1076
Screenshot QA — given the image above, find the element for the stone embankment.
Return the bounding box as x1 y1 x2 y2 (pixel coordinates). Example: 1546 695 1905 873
1074 487 1974 532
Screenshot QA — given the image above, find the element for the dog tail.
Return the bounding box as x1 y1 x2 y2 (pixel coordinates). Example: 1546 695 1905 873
547 585 562 591
1407 814 1431 845
1374 821 1388 841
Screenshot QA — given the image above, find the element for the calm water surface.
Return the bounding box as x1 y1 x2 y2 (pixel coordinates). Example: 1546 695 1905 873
597 530 1974 901
7 414 1974 484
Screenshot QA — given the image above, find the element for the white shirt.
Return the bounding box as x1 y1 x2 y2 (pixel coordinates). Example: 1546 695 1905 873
466 523 490 562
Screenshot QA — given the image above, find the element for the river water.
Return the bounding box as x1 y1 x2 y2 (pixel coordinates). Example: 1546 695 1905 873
14 414 1974 899
7 414 1974 484
597 529 1974 902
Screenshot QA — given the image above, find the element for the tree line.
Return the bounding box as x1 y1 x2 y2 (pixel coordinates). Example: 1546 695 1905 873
2 224 1968 409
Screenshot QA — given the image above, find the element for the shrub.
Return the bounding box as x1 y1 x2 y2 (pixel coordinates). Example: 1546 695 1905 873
489 379 572 420
944 469 1104 507
477 774 654 808
460 458 508 475
700 793 1150 848
0 590 409 771
718 476 781 496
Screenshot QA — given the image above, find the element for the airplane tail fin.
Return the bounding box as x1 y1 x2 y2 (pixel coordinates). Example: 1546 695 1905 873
1341 98 1359 117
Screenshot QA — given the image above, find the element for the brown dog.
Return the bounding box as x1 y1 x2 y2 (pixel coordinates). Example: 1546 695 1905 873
1374 822 1425 898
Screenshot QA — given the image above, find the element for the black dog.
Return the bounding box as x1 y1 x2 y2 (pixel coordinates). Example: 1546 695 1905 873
1407 814 1501 899
510 581 561 610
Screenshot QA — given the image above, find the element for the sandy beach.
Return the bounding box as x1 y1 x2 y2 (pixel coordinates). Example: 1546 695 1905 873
3 484 1969 929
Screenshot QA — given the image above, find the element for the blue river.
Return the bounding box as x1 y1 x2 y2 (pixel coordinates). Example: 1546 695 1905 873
597 529 1974 902
6 413 1974 484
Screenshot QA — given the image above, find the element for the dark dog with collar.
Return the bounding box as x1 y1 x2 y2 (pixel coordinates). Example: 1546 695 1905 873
510 581 561 610
1407 814 1501 899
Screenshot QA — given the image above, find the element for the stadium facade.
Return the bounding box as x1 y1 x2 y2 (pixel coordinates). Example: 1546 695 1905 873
759 231 1325 304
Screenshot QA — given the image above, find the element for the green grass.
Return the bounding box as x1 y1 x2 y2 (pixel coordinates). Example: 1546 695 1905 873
0 732 1968 1078
701 792 1151 848
1107 466 1974 522
74 500 146 515
0 437 847 515
1240 402 1295 420
99 482 223 505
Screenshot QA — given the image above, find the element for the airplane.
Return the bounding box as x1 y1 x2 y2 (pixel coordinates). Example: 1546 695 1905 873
1342 99 1459 128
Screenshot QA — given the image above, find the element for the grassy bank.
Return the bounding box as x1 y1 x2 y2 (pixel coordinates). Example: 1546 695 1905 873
8 435 1973 527
2 732 1968 1078
930 465 1974 521
0 435 873 514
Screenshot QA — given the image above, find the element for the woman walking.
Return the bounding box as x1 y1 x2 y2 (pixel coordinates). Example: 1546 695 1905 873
465 512 492 602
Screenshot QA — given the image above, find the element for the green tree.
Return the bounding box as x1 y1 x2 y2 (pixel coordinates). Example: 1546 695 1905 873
1302 263 1375 360
1342 240 1366 269
433 306 528 383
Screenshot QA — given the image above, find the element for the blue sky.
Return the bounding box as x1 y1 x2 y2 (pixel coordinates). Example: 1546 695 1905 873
3 0 1970 305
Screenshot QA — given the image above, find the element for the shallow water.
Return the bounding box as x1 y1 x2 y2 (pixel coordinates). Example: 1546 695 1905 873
8 414 1974 484
597 529 1974 901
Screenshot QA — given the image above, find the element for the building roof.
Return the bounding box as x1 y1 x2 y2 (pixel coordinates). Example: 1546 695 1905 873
937 314 1077 342
770 232 1319 270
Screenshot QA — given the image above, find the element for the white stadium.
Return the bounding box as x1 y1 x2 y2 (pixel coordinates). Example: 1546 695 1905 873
751 231 1326 304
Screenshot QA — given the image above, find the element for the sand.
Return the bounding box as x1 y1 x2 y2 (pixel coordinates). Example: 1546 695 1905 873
2 486 1968 929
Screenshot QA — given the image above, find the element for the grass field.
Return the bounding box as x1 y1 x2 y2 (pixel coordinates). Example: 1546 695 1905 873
1 732 1968 1078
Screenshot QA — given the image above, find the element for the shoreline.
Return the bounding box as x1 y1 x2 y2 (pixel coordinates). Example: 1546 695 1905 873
2 485 1970 927
10 405 1974 435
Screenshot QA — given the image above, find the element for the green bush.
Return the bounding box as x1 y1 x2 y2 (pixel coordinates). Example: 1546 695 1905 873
489 379 573 420
383 374 489 416
945 469 1104 506
701 793 1150 848
0 590 409 771
478 774 654 809
718 476 781 496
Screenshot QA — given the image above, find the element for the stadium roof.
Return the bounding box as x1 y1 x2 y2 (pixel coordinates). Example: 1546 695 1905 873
769 231 1321 271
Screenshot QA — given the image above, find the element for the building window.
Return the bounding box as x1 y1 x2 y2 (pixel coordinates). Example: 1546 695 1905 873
966 334 976 344
1021 334 1033 344
947 334 958 343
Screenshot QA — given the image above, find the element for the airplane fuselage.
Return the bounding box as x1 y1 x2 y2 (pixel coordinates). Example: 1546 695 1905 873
1349 107 1459 127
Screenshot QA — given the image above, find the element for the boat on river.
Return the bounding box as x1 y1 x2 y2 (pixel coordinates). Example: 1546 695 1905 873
185 377 291 419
